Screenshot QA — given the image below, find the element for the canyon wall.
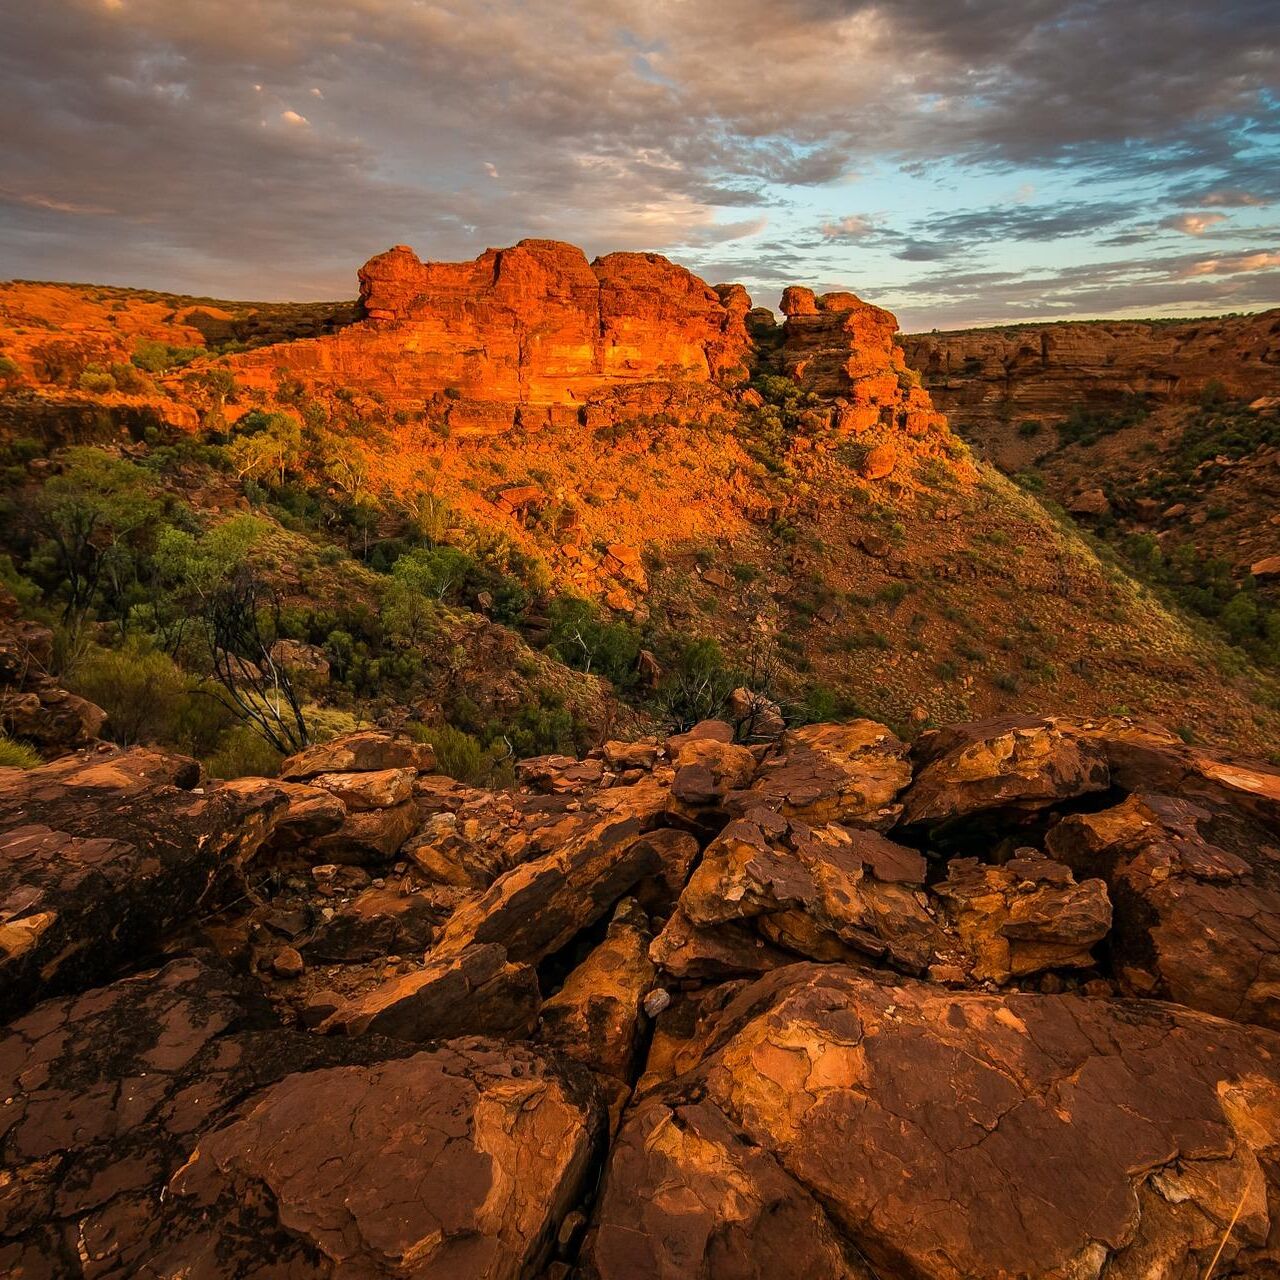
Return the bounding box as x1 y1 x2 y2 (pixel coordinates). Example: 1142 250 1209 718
903 309 1280 429
224 240 753 433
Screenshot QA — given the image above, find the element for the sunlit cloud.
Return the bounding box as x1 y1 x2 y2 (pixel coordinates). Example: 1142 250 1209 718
0 0 1276 324
1161 212 1229 235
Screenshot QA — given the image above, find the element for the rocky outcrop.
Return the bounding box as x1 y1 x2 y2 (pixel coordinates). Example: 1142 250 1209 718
5 712 1280 1276
904 309 1280 429
0 953 602 1278
0 747 313 1018
778 287 948 438
222 240 752 433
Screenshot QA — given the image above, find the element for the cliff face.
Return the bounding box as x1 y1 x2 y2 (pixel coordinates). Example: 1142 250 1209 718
773 286 946 436
225 240 753 433
903 310 1280 429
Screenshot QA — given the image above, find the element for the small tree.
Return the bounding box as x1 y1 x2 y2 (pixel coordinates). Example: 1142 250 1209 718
228 411 302 487
202 565 309 754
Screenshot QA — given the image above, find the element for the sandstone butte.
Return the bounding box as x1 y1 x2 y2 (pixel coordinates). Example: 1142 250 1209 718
218 238 947 440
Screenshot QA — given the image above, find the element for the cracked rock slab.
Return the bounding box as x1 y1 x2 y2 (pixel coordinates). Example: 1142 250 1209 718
162 1038 603 1279
0 956 413 1277
430 777 670 967
586 964 1280 1279
737 720 911 829
899 714 1110 831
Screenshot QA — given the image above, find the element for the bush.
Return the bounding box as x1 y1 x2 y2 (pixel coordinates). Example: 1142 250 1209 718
68 641 191 746
204 724 283 779
0 733 42 769
132 339 202 373
407 722 500 786
77 367 116 394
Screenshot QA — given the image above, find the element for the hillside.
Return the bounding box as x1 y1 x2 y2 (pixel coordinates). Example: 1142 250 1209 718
906 313 1280 687
5 249 1280 1280
2 248 1279 771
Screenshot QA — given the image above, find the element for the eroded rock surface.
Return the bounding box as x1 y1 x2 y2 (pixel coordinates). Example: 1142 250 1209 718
5 710 1280 1278
1048 789 1280 1027
587 965 1280 1279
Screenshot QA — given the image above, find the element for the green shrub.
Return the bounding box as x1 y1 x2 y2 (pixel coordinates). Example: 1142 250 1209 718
132 339 202 373
68 641 191 746
204 724 283 779
407 722 500 786
0 734 42 769
77 367 116 394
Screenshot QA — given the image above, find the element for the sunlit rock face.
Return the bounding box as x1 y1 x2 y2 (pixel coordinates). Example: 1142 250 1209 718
224 239 753 432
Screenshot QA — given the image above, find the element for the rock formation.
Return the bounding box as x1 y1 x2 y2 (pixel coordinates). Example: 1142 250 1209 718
903 309 1280 429
213 240 956 451
3 712 1280 1276
224 240 753 434
776 286 947 436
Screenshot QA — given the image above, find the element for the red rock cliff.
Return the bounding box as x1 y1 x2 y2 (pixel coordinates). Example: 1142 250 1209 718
902 310 1280 429
225 240 751 431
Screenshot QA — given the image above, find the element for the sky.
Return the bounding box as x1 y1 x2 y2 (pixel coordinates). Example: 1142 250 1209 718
1 0 1278 329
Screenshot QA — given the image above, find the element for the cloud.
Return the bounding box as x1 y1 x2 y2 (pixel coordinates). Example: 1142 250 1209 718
1180 249 1280 276
820 215 878 240
0 0 1276 320
1160 212 1229 235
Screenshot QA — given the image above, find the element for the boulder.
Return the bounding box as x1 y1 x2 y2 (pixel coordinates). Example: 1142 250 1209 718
279 729 434 780
741 720 911 829
583 1099 864 1280
1069 487 1112 517
161 1040 603 1279
932 850 1112 981
585 965 1280 1279
1047 790 1280 1028
538 901 656 1080
320 942 540 1042
679 812 945 975
309 799 419 863
0 748 299 1018
217 775 347 845
667 735 757 821
900 714 1110 831
648 907 794 982
0 684 106 756
860 442 897 480
726 686 786 739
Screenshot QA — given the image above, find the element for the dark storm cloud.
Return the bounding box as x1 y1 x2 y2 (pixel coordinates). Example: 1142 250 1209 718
0 0 1277 317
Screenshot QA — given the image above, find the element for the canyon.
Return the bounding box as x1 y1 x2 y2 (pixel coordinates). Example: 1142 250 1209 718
3 243 1280 1278
903 308 1280 433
